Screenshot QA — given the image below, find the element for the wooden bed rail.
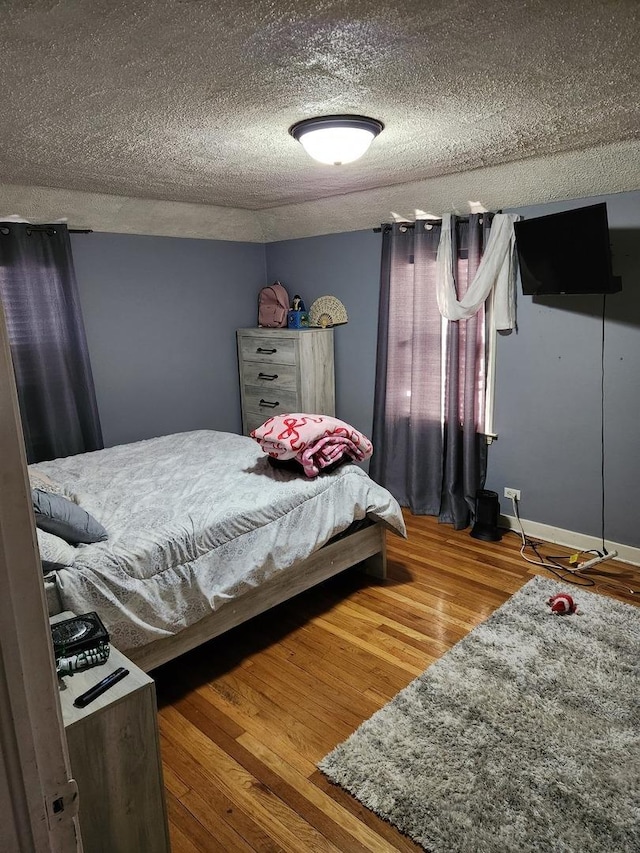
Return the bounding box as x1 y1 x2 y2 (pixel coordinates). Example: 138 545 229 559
130 523 387 672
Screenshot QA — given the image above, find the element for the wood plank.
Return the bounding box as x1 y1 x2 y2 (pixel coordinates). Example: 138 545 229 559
309 770 421 853
311 611 433 673
238 651 369 733
278 622 415 695
166 789 239 853
237 732 396 853
174 698 376 853
160 706 344 852
249 640 383 723
195 676 341 765
160 734 285 853
174 788 258 852
167 820 209 853
162 763 190 800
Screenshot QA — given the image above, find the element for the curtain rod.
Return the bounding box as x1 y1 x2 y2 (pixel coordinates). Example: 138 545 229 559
0 223 93 234
373 212 500 233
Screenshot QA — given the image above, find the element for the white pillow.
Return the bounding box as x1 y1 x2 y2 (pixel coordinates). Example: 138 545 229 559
36 528 77 567
29 469 66 496
29 467 79 504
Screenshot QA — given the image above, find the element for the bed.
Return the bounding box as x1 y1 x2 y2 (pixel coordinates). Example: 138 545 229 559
33 429 405 671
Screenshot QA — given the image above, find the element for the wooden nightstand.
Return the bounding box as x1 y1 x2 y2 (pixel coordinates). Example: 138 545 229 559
51 612 170 853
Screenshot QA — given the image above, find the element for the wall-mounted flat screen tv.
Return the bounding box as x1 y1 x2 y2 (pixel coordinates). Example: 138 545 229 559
514 203 622 295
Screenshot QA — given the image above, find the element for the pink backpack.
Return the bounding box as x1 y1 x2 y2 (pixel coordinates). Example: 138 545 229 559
258 282 290 328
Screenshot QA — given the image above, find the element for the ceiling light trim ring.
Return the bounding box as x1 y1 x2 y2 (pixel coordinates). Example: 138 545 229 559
289 115 384 140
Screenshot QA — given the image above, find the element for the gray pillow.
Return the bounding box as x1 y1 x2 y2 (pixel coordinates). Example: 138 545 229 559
32 489 108 545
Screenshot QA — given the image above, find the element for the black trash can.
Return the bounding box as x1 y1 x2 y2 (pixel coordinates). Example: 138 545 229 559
470 489 502 541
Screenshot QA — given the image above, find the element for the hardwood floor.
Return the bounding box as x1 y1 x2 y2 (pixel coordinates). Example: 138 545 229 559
154 512 640 852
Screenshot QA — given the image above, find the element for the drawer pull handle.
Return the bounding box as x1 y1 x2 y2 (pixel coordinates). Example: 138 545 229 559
256 347 277 354
259 399 280 408
258 372 278 381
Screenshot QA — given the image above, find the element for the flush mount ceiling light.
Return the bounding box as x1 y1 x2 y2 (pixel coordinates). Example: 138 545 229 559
289 115 384 165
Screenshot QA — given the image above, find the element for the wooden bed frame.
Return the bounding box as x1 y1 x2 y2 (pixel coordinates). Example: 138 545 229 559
128 522 387 672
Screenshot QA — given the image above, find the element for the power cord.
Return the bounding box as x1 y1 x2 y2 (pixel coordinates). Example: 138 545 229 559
600 293 608 556
510 495 639 595
509 495 595 587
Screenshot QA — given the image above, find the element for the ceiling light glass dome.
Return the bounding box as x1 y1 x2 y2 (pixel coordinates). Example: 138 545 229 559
289 115 384 165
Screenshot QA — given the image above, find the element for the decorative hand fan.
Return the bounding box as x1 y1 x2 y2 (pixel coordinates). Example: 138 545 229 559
309 295 348 328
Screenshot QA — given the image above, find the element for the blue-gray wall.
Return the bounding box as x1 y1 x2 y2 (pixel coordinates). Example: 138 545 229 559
265 191 640 549
71 232 265 447
486 191 640 547
266 229 382 442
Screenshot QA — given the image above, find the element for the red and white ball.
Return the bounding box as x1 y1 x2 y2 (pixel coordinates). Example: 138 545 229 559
547 593 578 615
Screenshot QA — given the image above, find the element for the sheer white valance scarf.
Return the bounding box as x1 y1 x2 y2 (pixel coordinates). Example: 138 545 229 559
435 213 520 330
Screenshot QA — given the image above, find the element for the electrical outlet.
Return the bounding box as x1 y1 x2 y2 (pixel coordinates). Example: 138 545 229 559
504 487 521 501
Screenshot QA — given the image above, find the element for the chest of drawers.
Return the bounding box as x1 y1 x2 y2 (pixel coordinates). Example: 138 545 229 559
237 328 335 435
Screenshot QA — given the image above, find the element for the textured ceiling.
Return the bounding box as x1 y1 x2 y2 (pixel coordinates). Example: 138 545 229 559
1 0 638 213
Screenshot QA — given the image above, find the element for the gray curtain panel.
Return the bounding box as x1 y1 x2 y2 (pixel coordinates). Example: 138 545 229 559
0 223 103 463
371 215 490 528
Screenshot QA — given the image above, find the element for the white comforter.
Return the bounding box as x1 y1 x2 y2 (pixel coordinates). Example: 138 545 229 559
33 430 405 651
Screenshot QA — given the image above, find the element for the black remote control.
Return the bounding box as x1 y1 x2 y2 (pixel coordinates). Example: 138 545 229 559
73 667 129 708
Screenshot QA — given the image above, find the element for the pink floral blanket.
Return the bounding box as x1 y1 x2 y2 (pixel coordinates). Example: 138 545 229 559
250 414 373 477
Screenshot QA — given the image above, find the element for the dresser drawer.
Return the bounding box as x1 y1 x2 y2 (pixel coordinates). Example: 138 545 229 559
245 411 275 434
240 335 296 365
241 361 297 391
244 386 298 417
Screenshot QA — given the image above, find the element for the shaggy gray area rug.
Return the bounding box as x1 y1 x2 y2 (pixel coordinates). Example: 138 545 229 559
319 576 639 852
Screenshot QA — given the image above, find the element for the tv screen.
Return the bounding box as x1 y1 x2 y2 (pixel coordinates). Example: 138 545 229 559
514 203 621 295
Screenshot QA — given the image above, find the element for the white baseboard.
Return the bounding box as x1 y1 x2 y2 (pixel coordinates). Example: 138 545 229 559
500 514 640 567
